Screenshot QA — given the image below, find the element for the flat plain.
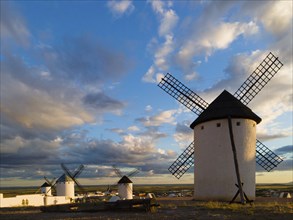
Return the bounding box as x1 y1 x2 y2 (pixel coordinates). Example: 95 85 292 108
0 184 292 220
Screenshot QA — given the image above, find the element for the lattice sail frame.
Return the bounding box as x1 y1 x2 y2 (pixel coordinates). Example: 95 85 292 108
158 73 209 115
256 140 283 172
234 52 283 105
168 141 194 179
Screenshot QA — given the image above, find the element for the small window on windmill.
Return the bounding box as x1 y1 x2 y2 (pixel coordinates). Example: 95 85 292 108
216 123 221 127
201 126 204 130
236 122 241 126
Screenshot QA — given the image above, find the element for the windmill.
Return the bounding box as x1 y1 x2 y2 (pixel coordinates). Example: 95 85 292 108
35 176 56 196
157 52 284 203
112 165 140 200
41 177 56 196
55 163 85 198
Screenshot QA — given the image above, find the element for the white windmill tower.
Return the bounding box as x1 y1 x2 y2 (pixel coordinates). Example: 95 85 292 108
190 90 261 201
55 164 85 198
56 174 75 198
157 52 284 203
113 166 139 200
118 176 133 200
40 177 56 196
40 182 52 196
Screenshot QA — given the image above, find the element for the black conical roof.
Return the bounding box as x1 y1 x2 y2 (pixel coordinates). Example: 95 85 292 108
56 174 73 183
190 90 261 129
118 175 132 183
41 182 51 187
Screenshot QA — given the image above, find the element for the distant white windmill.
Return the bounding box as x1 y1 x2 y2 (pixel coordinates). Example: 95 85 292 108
35 176 55 196
55 174 75 198
113 165 139 200
55 164 85 198
40 182 52 196
40 177 56 196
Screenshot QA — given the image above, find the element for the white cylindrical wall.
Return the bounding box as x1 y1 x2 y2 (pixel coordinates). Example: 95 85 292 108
56 181 75 198
118 183 133 199
41 186 52 196
194 118 256 201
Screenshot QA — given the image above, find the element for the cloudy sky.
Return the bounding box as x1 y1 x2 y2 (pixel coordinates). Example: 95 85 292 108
0 0 292 187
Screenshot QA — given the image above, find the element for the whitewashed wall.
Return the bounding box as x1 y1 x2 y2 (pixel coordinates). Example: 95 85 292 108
118 183 133 200
56 181 74 198
0 193 71 208
41 186 52 196
193 118 256 201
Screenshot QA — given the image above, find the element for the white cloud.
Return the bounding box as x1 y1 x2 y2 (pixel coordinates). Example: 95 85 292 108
138 109 178 127
128 126 140 132
1 73 94 131
143 0 178 83
203 22 258 50
159 9 178 36
107 0 134 17
149 0 178 36
156 73 165 83
154 34 174 71
142 65 156 83
260 1 292 35
243 1 292 36
176 21 259 77
145 105 153 112
121 134 156 155
110 128 125 134
147 110 177 126
148 0 164 14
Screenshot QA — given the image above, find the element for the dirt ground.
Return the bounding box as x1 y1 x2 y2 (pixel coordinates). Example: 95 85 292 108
0 197 292 220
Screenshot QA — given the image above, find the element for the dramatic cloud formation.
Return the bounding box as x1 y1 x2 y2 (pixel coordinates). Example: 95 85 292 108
0 2 133 180
0 1 291 186
38 37 130 85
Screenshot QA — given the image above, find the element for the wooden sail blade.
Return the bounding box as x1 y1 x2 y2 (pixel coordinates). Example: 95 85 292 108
158 73 208 115
256 140 283 171
234 52 283 105
168 141 194 179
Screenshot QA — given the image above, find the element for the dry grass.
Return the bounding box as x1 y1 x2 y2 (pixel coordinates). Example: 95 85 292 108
0 198 292 220
158 198 292 220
